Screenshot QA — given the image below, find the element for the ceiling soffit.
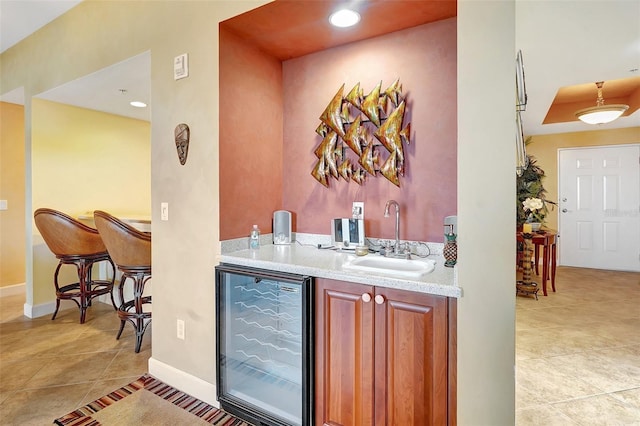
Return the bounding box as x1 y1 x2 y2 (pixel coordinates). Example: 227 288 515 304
544 76 640 125
220 0 457 61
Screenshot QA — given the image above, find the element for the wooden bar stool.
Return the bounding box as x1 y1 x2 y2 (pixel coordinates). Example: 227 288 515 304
34 208 116 323
93 210 152 353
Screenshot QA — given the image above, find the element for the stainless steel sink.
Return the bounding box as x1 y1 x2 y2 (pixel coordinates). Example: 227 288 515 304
342 255 436 279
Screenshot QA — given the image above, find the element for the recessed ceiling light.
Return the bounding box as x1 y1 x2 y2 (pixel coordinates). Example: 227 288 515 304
130 101 147 108
329 9 360 28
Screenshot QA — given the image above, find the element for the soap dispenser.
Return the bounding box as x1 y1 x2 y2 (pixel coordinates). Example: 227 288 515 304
444 224 457 267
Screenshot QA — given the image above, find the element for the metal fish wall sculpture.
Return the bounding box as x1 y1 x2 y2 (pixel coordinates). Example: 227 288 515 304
311 79 411 187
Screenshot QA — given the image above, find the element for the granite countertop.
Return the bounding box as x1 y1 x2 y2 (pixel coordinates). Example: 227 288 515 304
218 243 461 298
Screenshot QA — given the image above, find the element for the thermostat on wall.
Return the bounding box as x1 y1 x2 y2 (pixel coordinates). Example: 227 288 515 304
174 53 189 80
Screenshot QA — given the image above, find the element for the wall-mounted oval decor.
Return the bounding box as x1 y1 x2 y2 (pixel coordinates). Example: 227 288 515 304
174 123 190 165
311 79 411 187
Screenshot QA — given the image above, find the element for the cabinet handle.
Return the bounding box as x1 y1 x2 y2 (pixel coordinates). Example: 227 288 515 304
374 294 385 304
361 293 372 303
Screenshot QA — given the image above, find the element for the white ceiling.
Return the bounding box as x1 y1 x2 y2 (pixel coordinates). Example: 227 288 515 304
0 0 150 122
1 0 639 134
35 52 151 122
0 0 82 53
515 0 640 135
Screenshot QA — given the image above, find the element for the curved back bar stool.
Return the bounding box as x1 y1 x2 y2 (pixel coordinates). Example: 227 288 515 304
33 208 116 323
93 210 152 353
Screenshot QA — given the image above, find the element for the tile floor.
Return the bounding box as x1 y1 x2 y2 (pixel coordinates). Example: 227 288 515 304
516 266 640 425
0 266 638 425
0 295 150 425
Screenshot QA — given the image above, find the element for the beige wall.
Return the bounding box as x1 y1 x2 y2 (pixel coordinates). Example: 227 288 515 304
527 127 640 231
32 99 151 218
1 0 259 393
29 99 151 304
0 98 151 297
1 0 516 422
457 1 515 423
0 102 26 288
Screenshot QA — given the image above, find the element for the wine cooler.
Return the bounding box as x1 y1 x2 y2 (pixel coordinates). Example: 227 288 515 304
215 264 313 426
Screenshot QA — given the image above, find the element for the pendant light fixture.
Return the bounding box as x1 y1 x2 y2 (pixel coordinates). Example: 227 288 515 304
575 81 629 124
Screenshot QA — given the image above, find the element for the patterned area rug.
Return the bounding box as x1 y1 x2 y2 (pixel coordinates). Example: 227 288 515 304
54 374 250 425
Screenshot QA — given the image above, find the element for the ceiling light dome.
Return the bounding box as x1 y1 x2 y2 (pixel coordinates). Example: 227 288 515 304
329 9 360 27
575 81 629 124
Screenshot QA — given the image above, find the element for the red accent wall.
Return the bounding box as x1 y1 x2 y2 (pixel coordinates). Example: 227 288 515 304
220 18 457 242
283 19 457 242
219 28 284 240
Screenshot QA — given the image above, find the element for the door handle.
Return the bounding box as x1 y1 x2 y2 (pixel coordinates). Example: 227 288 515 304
361 293 371 303
562 208 568 213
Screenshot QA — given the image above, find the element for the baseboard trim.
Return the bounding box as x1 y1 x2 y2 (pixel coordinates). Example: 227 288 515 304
0 282 25 297
148 357 218 407
23 300 57 319
23 298 116 319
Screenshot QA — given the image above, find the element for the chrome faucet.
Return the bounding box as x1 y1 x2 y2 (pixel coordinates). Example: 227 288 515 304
384 200 402 256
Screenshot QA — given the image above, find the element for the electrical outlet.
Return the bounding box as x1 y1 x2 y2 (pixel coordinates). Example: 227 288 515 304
352 202 364 219
176 319 185 340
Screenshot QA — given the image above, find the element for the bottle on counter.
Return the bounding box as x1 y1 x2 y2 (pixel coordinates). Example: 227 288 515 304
249 224 260 249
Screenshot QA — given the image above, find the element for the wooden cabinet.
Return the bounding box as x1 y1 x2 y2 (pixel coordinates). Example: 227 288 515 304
315 278 456 426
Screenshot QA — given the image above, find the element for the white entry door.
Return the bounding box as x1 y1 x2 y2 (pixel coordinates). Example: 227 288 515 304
559 145 640 272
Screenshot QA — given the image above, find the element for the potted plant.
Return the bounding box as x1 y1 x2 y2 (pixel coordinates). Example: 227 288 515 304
516 153 555 229
522 197 546 230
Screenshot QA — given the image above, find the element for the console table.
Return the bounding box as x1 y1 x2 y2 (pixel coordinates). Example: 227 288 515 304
517 230 557 296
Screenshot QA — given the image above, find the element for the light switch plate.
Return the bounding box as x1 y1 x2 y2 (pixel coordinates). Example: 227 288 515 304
176 319 185 340
161 202 169 221
0 200 7 210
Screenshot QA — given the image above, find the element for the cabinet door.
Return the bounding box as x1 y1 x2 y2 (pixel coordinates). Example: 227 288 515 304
374 287 448 426
315 278 375 426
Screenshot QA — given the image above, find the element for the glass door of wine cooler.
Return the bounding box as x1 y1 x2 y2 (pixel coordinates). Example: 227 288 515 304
215 264 313 426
